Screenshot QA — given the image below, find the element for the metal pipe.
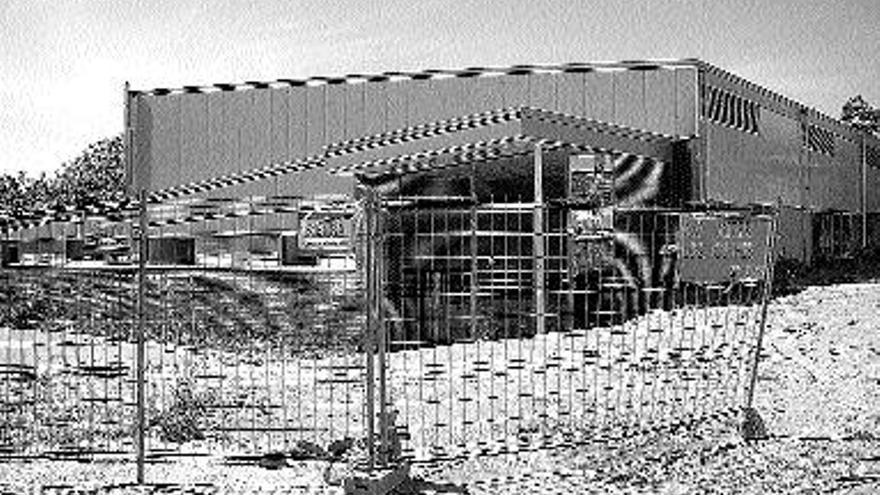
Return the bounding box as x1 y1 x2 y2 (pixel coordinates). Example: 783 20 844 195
135 188 147 484
862 135 868 249
746 210 777 410
534 144 545 335
376 196 389 465
364 188 376 470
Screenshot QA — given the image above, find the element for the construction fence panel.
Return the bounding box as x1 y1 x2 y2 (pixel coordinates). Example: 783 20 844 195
371 190 776 465
0 225 140 484
0 193 372 484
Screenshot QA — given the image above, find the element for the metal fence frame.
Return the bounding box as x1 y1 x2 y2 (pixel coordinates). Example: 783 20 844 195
0 190 778 489
361 179 778 467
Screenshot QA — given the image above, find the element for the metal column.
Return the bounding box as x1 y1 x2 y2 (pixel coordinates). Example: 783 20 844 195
364 187 378 470
745 212 778 411
135 189 147 484
534 144 545 335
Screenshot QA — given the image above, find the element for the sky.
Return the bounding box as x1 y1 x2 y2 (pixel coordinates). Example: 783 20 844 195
1 0 878 176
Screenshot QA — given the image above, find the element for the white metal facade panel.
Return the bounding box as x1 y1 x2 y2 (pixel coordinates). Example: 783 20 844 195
469 76 505 115
613 70 645 130
325 84 347 148
269 88 291 163
285 87 307 159
179 93 207 187
809 138 860 211
706 109 803 207
284 167 354 197
501 74 529 109
128 96 148 191
857 136 880 213
433 77 462 121
151 95 181 191
806 151 836 210
249 89 273 174
408 78 439 127
776 206 810 261
305 85 326 156
385 80 409 133
556 72 584 116
868 161 880 213
583 71 614 123
276 87 306 195
239 92 257 176
363 82 387 136
455 76 484 117
128 62 808 197
344 83 365 141
228 90 253 173
527 72 557 112
206 92 232 190
675 67 697 136
644 69 676 135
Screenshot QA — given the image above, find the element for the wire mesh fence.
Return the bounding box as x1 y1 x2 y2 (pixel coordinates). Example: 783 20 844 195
0 264 138 461
0 193 371 483
371 191 776 465
0 181 776 485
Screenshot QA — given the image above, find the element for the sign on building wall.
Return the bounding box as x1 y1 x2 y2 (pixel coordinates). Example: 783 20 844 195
298 215 352 251
569 154 614 206
676 214 770 283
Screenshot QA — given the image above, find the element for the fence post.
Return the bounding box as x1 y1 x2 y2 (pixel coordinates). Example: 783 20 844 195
363 187 377 471
745 210 778 411
470 202 478 340
375 194 390 466
534 143 545 335
135 189 148 484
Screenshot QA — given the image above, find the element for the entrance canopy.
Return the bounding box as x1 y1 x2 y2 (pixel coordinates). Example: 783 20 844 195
1 106 686 234
324 107 680 184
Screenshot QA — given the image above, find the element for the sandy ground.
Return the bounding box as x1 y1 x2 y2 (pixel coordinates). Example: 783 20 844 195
416 283 880 494
1 282 878 493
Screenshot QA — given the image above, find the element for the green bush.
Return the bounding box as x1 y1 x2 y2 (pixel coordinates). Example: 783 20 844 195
149 378 220 444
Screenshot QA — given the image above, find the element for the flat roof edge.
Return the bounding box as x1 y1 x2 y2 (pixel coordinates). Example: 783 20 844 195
127 58 703 96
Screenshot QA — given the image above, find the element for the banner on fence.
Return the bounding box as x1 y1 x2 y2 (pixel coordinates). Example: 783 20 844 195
677 213 771 283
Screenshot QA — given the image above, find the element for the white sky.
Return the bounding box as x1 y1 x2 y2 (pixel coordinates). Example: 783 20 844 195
1 0 878 175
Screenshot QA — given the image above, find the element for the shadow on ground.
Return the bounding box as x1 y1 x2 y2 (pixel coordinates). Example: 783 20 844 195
773 247 880 297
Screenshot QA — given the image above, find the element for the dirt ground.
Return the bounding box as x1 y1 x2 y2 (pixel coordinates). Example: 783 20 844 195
411 282 880 494
1 281 879 494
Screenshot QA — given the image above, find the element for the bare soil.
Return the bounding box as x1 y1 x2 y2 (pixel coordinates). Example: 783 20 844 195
1 281 878 494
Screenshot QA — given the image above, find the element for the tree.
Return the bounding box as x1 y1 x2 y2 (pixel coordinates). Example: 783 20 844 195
0 135 125 225
841 95 880 135
50 135 125 209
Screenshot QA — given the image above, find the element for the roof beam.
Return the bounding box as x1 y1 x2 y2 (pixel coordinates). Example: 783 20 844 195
520 107 677 163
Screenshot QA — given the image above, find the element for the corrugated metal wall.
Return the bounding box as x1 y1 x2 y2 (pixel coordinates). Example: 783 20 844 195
700 64 868 215
865 136 880 213
806 135 861 212
129 67 698 195
703 107 804 207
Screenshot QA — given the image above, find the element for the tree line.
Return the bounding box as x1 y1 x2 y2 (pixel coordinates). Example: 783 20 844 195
0 135 124 218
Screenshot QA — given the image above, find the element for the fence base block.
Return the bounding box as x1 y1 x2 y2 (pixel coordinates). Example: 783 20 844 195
741 406 769 441
344 464 410 495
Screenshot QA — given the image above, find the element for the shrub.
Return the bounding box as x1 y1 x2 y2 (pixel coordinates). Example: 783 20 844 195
149 378 220 444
